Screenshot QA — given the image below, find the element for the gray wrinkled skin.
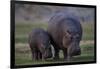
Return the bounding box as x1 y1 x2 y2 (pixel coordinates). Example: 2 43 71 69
29 28 52 60
48 12 82 60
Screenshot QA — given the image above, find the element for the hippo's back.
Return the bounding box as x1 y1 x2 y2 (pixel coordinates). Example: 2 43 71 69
29 28 49 45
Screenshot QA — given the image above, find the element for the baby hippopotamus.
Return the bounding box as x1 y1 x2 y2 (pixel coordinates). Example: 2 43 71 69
28 28 53 60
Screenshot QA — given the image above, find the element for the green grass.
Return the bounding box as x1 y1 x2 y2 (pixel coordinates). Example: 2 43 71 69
15 22 95 65
15 43 95 65
81 23 94 40
15 23 48 43
15 23 47 34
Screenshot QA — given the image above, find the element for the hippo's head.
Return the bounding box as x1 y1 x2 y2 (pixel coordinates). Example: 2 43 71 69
63 31 81 56
39 40 53 60
68 34 81 56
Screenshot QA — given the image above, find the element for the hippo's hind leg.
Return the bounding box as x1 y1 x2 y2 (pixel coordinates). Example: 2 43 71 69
31 49 36 60
63 48 72 61
33 50 37 60
37 51 42 60
30 44 37 60
32 49 38 60
66 47 73 61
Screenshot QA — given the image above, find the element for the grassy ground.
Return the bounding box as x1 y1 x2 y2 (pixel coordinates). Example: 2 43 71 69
15 22 95 66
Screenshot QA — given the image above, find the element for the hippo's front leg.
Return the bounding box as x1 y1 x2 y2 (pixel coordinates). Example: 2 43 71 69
37 51 42 60
67 47 72 61
62 48 68 60
30 45 37 60
32 50 37 60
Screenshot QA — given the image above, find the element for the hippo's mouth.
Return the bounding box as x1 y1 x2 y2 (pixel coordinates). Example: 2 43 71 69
71 50 81 56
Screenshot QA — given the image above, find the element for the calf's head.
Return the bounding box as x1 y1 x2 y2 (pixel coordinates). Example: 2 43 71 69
39 40 52 60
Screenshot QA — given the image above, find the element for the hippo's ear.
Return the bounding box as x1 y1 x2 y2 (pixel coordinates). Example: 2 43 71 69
65 31 71 38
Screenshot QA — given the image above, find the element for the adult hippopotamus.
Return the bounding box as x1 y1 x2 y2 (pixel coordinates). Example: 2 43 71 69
28 28 52 60
47 12 82 60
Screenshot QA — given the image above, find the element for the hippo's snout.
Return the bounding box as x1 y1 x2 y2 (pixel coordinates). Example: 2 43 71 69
72 48 81 56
